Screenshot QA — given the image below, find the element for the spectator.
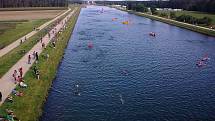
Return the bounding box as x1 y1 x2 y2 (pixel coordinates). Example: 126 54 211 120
28 55 31 64
0 91 2 102
35 52 39 63
19 67 23 78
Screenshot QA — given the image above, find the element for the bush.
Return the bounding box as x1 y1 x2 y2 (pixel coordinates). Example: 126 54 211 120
198 17 212 25
135 4 148 12
159 12 168 17
170 12 176 19
176 14 212 25
150 6 157 15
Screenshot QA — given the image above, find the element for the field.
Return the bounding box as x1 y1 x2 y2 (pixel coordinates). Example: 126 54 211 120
0 9 66 49
0 10 66 21
0 8 71 78
0 20 48 49
158 10 215 25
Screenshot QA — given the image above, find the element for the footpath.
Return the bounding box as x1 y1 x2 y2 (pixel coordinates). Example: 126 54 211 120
0 8 77 106
0 8 71 58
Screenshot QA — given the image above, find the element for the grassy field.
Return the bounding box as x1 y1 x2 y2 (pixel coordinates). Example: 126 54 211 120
0 8 72 78
0 7 67 11
0 19 49 49
0 6 80 121
0 10 66 21
158 10 215 25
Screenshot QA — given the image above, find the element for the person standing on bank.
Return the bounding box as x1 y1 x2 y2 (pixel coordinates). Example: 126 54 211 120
19 67 23 78
28 54 31 64
0 91 2 102
35 52 39 63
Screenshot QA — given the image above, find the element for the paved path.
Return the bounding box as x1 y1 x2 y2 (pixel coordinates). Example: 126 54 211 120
0 8 77 106
0 8 71 58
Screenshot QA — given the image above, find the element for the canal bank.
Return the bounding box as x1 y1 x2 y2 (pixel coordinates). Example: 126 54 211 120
113 6 215 37
0 6 81 121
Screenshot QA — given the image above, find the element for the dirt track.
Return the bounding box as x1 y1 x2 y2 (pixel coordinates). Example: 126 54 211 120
0 10 66 21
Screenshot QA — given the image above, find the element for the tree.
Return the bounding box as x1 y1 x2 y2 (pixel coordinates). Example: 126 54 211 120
135 4 148 12
159 12 168 18
170 11 176 19
150 6 157 15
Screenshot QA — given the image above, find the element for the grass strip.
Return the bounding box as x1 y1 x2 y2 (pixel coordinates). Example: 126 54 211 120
0 6 80 121
0 8 73 78
0 19 49 49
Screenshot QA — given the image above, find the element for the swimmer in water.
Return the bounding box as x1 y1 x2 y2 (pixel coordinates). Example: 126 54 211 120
119 94 124 104
75 84 80 96
122 70 128 76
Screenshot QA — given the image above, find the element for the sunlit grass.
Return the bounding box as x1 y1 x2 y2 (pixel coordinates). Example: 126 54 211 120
0 19 49 49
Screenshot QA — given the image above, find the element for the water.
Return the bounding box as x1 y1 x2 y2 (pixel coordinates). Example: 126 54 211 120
41 6 215 121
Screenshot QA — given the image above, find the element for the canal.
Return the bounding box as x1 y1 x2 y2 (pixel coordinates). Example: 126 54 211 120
41 6 215 121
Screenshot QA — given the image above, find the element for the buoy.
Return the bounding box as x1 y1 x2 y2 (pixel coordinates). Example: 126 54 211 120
122 21 129 25
112 18 118 21
88 43 93 49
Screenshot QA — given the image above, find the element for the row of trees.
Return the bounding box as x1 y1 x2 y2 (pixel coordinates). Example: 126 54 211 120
126 0 215 13
127 4 156 15
0 0 68 8
127 3 212 26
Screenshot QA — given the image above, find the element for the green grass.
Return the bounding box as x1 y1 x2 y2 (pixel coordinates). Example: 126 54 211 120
158 10 215 25
0 9 72 78
0 7 80 121
0 19 49 49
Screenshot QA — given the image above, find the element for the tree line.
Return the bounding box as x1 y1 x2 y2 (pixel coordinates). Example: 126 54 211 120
97 0 215 13
0 0 68 8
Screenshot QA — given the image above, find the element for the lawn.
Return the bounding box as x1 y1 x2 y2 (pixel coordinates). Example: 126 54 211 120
175 11 215 25
157 10 215 25
0 6 80 121
0 8 72 78
0 19 49 49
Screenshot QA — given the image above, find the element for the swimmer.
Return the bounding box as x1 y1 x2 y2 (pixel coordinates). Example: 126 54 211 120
119 94 124 104
202 54 210 61
122 70 128 76
88 43 93 49
196 60 205 67
149 32 156 37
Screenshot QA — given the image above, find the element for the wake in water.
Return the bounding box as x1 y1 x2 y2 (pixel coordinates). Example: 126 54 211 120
51 87 64 94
